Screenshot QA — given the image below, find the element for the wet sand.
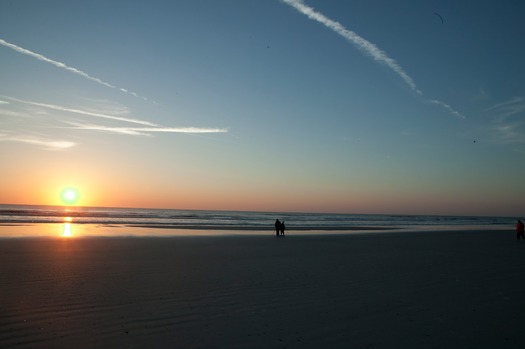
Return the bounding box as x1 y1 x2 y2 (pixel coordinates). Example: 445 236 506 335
1 230 524 348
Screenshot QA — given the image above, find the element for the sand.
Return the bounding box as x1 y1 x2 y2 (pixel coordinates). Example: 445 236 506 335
1 230 525 348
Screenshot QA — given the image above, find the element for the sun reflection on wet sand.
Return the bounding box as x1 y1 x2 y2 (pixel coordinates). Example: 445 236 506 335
0 223 265 238
62 217 73 237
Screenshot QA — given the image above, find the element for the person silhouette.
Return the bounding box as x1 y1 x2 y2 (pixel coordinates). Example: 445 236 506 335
275 219 281 237
517 220 524 240
280 221 285 236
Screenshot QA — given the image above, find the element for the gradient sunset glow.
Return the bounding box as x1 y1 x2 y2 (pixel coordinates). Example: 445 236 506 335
1 1 524 216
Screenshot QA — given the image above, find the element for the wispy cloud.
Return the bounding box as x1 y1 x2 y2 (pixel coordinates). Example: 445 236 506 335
486 96 525 145
64 122 152 136
280 0 420 94
494 123 525 144
0 133 76 150
2 96 157 126
471 85 490 101
488 96 524 110
428 100 466 119
0 38 149 101
2 95 229 145
65 122 228 136
0 109 27 118
487 96 525 122
78 98 132 117
280 0 465 119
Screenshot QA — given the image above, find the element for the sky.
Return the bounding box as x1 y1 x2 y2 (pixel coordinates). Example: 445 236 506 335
1 0 524 216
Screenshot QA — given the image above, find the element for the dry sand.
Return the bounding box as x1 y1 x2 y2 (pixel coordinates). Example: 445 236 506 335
1 230 524 348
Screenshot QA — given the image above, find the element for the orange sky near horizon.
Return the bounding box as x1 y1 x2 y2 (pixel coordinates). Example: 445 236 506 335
1 139 523 216
2 167 521 217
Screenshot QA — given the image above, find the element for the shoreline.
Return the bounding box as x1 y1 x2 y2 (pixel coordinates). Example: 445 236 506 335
0 222 511 239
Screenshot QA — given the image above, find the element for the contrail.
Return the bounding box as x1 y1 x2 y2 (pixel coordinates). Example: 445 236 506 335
4 95 229 137
66 122 229 136
3 96 158 126
0 133 76 150
280 0 421 95
0 38 148 101
280 0 465 118
429 100 466 119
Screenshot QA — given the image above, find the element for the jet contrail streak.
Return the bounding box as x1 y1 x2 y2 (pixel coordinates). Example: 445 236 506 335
280 0 421 95
280 0 466 119
3 96 157 126
0 133 76 149
0 38 148 101
429 100 466 119
66 122 228 135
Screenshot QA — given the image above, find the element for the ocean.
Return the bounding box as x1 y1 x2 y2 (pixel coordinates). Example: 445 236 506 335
0 204 515 238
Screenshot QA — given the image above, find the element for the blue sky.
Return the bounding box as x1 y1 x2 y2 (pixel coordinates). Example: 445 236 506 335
1 0 524 216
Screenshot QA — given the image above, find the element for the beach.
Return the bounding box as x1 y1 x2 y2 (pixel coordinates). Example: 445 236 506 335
1 230 524 348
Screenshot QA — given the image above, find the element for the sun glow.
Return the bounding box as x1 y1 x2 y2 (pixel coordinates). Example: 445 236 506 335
60 187 80 205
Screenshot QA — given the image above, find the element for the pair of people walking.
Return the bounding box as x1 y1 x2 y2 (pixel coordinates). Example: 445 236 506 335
275 219 286 236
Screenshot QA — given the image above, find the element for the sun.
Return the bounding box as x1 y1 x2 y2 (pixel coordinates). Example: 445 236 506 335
60 187 80 205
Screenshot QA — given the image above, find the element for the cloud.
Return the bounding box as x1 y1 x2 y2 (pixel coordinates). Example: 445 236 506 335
280 0 465 119
486 97 525 145
487 96 525 122
0 100 9 105
2 95 228 149
494 123 525 144
65 122 228 136
471 86 490 101
0 109 27 118
64 122 152 136
0 133 76 150
488 96 524 110
3 95 228 140
2 95 157 126
0 38 149 101
280 0 420 94
78 98 132 117
428 100 466 119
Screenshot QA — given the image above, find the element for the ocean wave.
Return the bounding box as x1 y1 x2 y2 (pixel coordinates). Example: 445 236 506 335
0 204 514 230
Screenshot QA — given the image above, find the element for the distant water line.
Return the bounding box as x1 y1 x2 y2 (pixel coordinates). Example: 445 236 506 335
0 204 514 233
